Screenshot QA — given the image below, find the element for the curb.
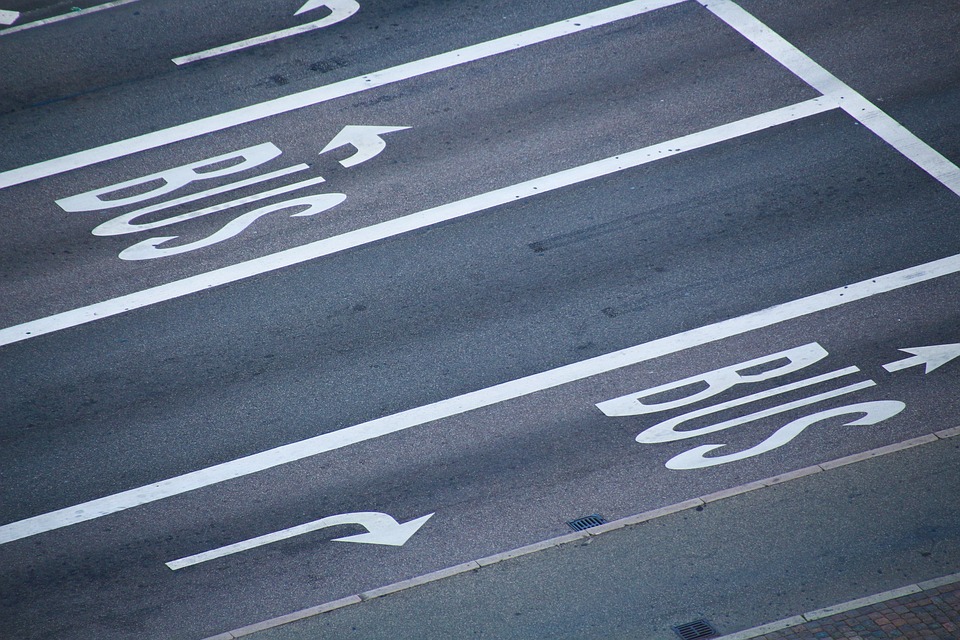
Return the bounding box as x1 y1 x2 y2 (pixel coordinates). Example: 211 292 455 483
205 427 960 639
714 571 960 640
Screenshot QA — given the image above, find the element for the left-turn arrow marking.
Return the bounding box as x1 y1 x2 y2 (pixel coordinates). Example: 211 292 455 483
165 510 433 570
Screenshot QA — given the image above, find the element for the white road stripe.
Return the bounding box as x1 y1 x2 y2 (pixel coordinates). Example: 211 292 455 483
0 0 140 36
0 98 836 348
699 0 960 198
2 246 959 545
0 0 685 190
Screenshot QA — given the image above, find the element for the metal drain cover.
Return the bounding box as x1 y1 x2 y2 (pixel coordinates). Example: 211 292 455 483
672 618 719 640
567 514 606 531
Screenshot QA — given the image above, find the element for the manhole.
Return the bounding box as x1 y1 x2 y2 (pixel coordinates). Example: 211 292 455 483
566 514 606 531
672 618 719 640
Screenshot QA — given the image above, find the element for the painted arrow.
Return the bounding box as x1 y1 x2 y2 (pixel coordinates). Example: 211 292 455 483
320 125 410 167
172 0 359 65
165 511 433 570
883 343 960 374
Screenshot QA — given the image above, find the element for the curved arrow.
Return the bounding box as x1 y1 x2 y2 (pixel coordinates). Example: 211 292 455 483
320 125 410 167
883 343 960 374
166 511 434 570
173 0 360 65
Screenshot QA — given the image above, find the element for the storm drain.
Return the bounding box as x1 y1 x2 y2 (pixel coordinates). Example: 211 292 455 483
672 618 719 640
566 514 606 531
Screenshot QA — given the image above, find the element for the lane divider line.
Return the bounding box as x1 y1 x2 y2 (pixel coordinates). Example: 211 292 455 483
202 426 960 639
0 0 685 189
0 98 835 349
698 0 960 198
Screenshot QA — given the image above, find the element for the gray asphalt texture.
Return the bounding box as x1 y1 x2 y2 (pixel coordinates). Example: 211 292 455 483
243 434 960 640
1 0 959 638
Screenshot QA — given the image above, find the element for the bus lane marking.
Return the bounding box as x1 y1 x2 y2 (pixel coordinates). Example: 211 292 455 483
0 0 141 36
0 0 685 189
1 248 959 546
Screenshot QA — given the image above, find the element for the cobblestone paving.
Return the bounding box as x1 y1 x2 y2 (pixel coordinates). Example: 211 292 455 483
750 583 959 639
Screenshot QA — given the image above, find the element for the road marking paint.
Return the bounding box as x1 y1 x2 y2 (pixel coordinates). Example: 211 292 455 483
3 246 960 544
89 164 312 236
0 98 835 347
0 8 19 25
171 0 360 66
0 0 140 35
0 0 685 189
319 125 411 168
166 511 433 570
698 0 960 198
882 344 960 374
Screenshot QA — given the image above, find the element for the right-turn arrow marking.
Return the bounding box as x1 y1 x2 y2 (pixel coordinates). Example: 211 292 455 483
166 510 433 570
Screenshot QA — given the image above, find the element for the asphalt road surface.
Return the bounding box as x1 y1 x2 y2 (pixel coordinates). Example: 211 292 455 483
1 0 958 638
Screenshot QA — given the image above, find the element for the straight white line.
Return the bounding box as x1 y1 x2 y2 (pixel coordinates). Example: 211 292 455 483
0 0 686 190
4 241 960 544
0 98 835 348
0 0 141 36
698 0 960 198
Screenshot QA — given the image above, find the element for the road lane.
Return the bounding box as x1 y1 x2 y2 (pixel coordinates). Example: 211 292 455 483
1 0 959 638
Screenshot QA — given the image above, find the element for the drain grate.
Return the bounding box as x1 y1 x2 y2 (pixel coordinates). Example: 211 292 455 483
672 618 719 640
567 514 606 531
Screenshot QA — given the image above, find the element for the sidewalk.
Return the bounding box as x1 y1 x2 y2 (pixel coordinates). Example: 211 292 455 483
209 429 960 640
721 576 959 640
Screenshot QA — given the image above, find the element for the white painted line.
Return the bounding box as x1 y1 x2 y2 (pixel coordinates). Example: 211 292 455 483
0 98 834 348
0 0 685 189
172 0 360 66
0 0 140 35
698 0 960 198
0 8 19 25
4 228 960 543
